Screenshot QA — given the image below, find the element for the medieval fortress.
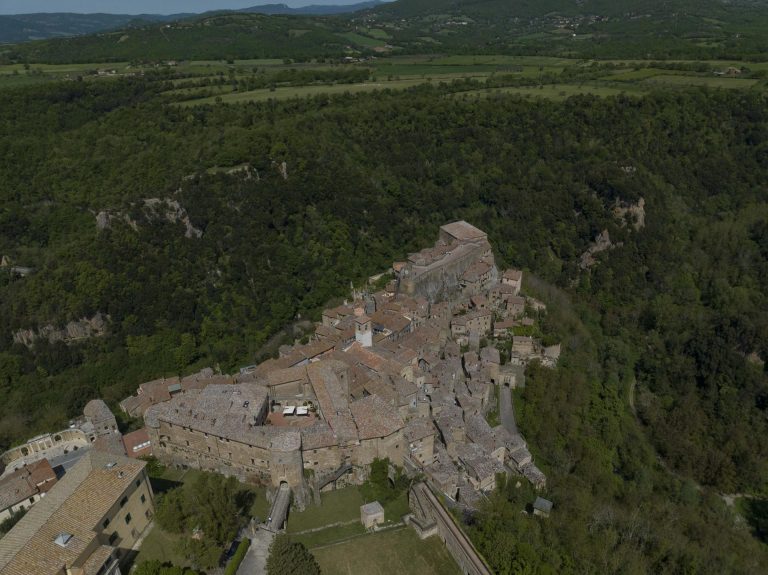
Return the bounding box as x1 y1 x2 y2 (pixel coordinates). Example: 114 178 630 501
2 222 556 512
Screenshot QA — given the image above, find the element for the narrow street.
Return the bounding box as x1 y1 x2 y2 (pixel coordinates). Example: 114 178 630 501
499 384 518 435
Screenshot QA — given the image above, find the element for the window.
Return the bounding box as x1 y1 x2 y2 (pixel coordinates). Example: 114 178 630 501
109 532 118 545
140 494 146 504
125 513 132 525
28 497 35 504
102 518 110 529
135 479 141 488
120 496 128 508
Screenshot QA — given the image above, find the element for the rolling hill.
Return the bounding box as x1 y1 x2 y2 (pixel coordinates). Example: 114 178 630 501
3 0 768 62
0 2 386 45
0 12 190 44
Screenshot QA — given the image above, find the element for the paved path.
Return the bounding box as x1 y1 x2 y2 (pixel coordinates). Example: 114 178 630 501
237 529 274 575
265 483 291 532
499 385 518 434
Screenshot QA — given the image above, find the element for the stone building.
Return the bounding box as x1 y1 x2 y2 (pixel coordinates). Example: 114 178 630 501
145 384 274 483
0 451 153 575
397 221 497 302
360 501 385 529
122 221 551 513
0 460 57 523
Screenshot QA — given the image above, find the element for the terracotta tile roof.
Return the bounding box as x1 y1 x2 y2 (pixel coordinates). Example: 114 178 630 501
144 384 272 448
82 545 114 575
264 366 308 388
461 260 493 283
350 395 404 440
440 221 487 242
327 414 359 444
0 460 57 512
479 347 500 365
503 269 523 281
91 432 126 458
494 319 517 330
82 400 114 424
122 428 152 459
403 418 436 443
300 422 338 450
307 361 349 417
0 451 145 575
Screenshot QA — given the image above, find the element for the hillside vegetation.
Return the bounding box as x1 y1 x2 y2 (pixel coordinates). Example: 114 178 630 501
1 1 768 571
4 0 768 63
0 77 767 571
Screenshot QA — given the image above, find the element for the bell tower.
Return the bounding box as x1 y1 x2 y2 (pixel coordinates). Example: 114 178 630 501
355 314 373 348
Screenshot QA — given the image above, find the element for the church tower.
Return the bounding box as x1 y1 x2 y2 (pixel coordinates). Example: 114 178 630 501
355 314 373 348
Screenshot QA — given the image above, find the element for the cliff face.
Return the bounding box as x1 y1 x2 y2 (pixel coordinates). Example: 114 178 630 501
95 197 203 239
12 312 109 347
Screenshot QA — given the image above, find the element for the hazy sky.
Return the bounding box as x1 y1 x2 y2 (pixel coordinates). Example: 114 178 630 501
0 0 362 15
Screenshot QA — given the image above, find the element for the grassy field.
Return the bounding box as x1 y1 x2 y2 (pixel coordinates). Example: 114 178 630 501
312 527 461 575
455 83 641 101
179 78 428 105
287 487 365 532
132 524 190 568
3 53 764 103
339 32 387 48
293 521 367 548
641 74 760 88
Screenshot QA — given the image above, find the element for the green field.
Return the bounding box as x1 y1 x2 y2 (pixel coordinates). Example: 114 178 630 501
287 487 365 532
455 83 641 101
312 527 461 575
132 524 189 568
293 521 367 548
339 32 387 48
641 74 760 88
179 78 429 105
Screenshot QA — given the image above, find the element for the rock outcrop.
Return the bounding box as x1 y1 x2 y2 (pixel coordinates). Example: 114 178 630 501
94 197 202 238
579 230 620 270
142 198 203 239
13 313 109 347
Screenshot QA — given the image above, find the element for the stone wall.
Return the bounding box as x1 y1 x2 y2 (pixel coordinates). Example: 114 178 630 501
149 422 273 482
1 429 89 469
399 242 492 303
409 482 492 575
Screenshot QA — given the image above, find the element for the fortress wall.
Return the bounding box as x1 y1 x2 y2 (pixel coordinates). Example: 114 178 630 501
400 242 491 303
410 483 492 575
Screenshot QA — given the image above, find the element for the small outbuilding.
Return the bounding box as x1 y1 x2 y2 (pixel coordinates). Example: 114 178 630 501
360 501 385 529
533 496 553 517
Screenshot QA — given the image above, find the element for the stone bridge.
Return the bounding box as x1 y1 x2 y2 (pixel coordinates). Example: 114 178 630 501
265 483 291 532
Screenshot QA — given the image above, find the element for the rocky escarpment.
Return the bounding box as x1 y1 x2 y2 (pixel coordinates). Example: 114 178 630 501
579 229 622 270
95 197 202 239
13 312 109 347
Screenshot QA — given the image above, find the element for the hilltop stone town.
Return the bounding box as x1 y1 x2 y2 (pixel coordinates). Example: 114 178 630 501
0 221 558 575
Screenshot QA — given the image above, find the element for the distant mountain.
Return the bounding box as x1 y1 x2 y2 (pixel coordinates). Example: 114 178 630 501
240 1 387 15
0 12 191 44
0 2 387 45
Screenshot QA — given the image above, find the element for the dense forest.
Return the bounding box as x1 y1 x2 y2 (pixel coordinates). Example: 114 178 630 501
0 71 767 571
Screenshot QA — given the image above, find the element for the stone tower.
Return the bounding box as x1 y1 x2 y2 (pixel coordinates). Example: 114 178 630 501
355 314 373 348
